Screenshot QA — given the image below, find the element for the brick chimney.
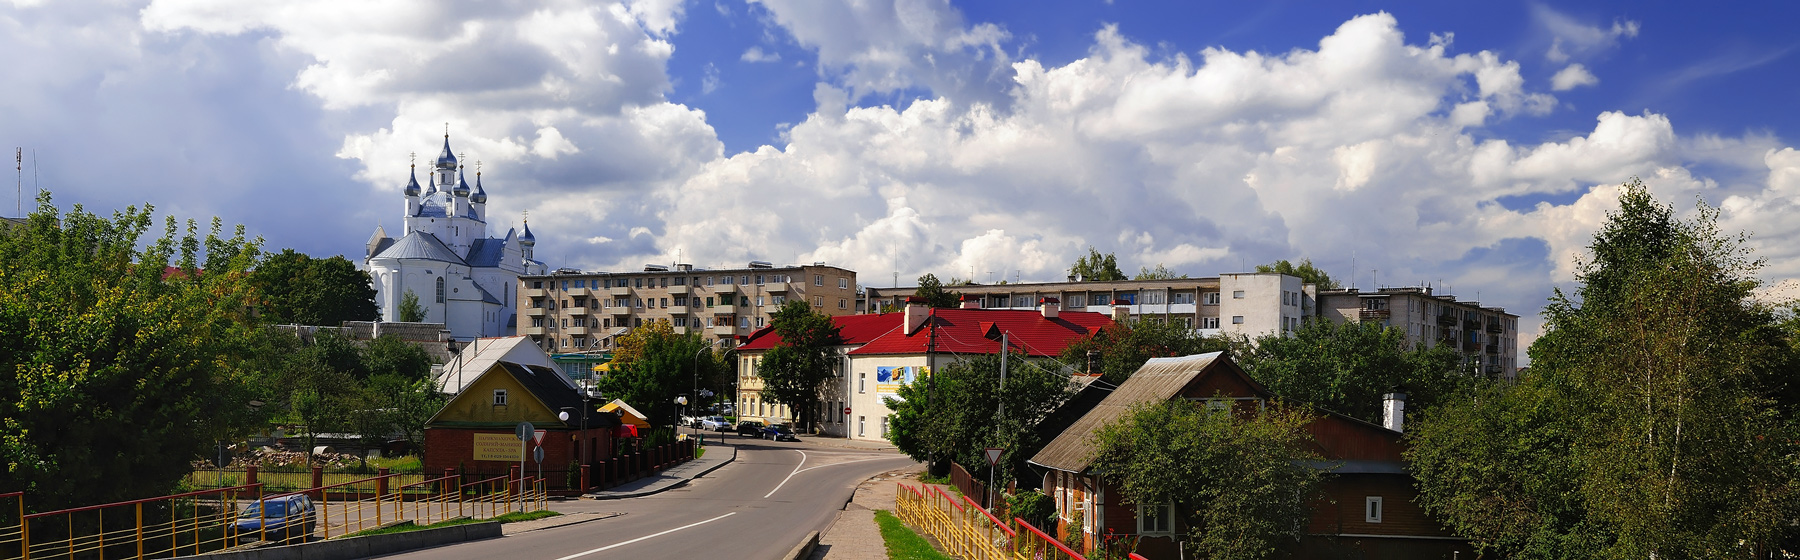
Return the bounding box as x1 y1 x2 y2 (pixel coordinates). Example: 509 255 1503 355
1040 297 1060 319
960 293 982 309
905 297 931 335
1382 392 1407 433
1111 299 1131 323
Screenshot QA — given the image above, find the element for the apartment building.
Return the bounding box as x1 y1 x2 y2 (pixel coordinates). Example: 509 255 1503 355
516 261 858 353
862 272 1312 337
1315 287 1521 382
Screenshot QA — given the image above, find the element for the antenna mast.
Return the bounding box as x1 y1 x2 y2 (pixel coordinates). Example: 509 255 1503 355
14 148 20 216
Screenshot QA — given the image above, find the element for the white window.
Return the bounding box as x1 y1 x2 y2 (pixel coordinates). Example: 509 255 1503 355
815 274 824 286
880 416 888 437
814 296 824 307
1171 292 1195 304
1365 497 1383 523
1201 317 1220 329
858 416 866 437
839 277 848 289
1203 292 1220 305
839 298 847 309
1231 316 1244 324
492 389 508 406
1137 501 1174 535
1144 291 1165 305
1232 290 1245 299
859 372 866 393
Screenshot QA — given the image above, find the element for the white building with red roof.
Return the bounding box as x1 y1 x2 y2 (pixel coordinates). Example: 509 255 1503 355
737 297 1113 441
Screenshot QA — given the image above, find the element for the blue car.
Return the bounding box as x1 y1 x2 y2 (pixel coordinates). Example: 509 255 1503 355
232 494 317 544
761 424 799 442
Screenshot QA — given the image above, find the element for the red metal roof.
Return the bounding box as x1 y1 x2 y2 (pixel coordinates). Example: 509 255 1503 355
847 308 1112 357
737 312 902 351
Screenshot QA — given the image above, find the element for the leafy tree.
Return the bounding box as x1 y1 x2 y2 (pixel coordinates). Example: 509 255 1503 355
1091 399 1325 560
757 301 843 432
1060 318 1232 383
1134 263 1186 280
251 249 378 325
1409 180 1800 558
361 333 433 382
0 194 265 508
398 288 427 322
1068 246 1126 281
913 273 961 308
1237 319 1480 423
1254 258 1339 290
593 321 722 429
886 354 1074 489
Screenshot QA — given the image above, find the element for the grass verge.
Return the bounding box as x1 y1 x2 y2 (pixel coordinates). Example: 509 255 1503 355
340 510 561 538
874 509 954 560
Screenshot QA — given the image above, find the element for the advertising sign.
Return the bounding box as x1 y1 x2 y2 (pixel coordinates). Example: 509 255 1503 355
473 433 522 461
876 365 931 400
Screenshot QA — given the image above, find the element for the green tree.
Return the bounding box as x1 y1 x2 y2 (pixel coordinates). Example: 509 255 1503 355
1238 319 1480 423
1409 180 1800 558
1068 246 1126 281
886 354 1074 489
913 273 961 308
758 300 843 432
1254 258 1339 290
397 288 427 322
1134 263 1186 280
0 194 265 508
1090 399 1325 560
593 321 721 429
1060 318 1232 383
251 249 378 325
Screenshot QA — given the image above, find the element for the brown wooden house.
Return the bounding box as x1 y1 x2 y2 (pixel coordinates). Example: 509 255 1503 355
423 360 619 491
1026 352 1471 559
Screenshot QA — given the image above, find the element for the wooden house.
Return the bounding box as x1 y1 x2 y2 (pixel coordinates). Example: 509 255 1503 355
423 360 618 489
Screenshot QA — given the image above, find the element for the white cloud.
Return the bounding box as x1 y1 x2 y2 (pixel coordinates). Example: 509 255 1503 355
750 0 1014 105
1534 5 1639 63
741 45 781 62
1551 63 1599 90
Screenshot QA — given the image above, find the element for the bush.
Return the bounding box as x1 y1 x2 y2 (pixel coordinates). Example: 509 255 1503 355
1007 490 1056 532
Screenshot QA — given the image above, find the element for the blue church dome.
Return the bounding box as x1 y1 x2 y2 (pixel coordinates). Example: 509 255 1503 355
453 168 471 197
471 172 488 204
520 221 536 246
404 166 422 196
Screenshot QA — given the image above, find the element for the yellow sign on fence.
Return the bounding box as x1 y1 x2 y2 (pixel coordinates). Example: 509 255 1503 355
473 433 522 461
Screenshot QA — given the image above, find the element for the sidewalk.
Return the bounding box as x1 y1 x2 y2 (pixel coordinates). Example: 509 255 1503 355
808 465 926 559
501 511 624 536
583 443 738 500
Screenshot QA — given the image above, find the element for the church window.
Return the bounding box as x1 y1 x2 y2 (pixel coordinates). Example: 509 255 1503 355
435 277 445 304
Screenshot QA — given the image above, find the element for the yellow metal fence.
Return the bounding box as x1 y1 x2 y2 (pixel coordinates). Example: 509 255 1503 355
895 483 1082 560
0 474 548 560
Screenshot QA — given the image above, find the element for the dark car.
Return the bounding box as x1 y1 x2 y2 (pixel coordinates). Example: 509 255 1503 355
736 421 765 437
761 424 799 442
231 494 317 544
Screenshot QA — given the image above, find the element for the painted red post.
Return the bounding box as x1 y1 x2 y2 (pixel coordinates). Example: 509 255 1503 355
580 464 591 492
376 468 390 497
310 466 324 497
246 465 258 485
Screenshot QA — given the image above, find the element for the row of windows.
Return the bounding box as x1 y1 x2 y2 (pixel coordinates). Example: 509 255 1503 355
531 273 853 291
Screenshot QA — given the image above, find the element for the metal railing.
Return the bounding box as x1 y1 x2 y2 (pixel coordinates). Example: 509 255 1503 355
0 473 547 560
894 483 1068 560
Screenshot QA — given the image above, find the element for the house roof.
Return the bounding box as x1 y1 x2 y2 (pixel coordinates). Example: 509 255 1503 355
1028 352 1234 473
846 308 1112 357
436 336 558 394
737 313 900 351
464 238 506 267
425 360 617 429
600 399 650 427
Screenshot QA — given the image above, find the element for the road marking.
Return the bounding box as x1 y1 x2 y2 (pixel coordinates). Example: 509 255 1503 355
764 452 912 499
550 512 736 560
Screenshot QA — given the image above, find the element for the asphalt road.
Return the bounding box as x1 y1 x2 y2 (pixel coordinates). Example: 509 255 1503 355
374 437 918 560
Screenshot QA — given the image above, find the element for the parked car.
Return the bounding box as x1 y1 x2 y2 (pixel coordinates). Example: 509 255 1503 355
700 416 731 431
231 494 317 544
736 420 766 437
762 423 799 442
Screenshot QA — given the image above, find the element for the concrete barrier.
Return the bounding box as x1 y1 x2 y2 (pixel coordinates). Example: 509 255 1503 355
190 521 502 560
781 530 820 560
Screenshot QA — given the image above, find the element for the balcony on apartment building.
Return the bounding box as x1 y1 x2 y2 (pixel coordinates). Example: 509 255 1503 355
568 326 589 336
1485 344 1500 354
672 326 688 335
610 285 632 297
1359 308 1390 320
713 284 740 295
566 287 590 298
1462 319 1481 331
1485 364 1504 376
524 287 547 298
669 284 690 295
712 325 737 336
526 307 546 317
764 282 790 293
1437 313 1458 327
609 306 633 316
712 306 738 316
1462 338 1481 352
567 306 589 317
525 326 546 336
1486 320 1503 333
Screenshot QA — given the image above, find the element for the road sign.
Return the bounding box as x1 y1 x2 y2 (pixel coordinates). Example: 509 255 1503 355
533 445 544 464
984 447 1004 466
533 429 547 444
515 421 534 441
843 406 851 415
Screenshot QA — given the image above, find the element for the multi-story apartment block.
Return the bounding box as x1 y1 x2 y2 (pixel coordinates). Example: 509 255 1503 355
1315 287 1521 382
516 261 858 353
862 272 1313 337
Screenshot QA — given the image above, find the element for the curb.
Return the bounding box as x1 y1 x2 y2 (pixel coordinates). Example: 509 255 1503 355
584 446 738 500
782 531 821 560
190 521 500 560
503 511 625 535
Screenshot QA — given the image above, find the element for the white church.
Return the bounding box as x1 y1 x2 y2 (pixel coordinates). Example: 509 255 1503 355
365 133 546 340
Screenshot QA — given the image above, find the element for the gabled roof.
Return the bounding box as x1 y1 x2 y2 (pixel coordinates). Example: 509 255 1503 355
600 399 650 427
415 201 449 218
464 238 506 267
846 309 1112 357
372 231 465 265
1029 352 1235 473
473 283 502 305
436 336 556 394
426 360 616 429
737 313 900 351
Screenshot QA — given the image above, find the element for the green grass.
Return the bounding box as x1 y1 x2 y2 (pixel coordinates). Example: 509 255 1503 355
874 509 955 560
916 472 951 485
338 511 561 538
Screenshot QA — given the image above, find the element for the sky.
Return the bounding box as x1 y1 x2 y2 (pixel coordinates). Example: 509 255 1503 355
4 0 1799 352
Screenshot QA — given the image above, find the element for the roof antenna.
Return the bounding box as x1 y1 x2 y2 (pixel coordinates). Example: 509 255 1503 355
14 148 20 216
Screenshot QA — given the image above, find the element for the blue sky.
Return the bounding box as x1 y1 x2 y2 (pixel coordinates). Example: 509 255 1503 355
3 0 1798 348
